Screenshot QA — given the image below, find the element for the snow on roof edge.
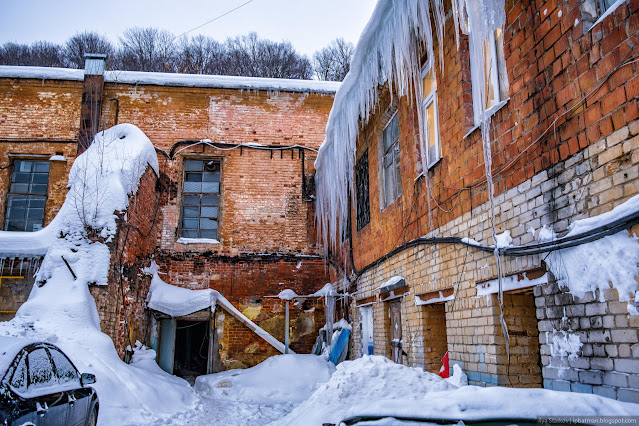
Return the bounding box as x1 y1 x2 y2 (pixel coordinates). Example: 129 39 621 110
105 70 341 93
0 65 341 93
0 66 84 81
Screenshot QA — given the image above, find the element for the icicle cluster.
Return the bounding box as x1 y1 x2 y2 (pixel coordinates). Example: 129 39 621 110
315 0 505 257
315 0 445 256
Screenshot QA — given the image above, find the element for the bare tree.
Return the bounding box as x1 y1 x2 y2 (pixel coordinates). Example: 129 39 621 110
31 41 65 67
225 32 312 79
119 27 176 72
313 38 354 81
0 42 32 66
175 34 227 74
0 41 65 67
65 32 114 69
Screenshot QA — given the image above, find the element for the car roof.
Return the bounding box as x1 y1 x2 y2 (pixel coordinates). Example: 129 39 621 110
342 386 639 422
0 336 39 375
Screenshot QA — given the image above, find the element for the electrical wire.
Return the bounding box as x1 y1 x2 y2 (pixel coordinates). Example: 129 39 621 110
352 208 639 278
173 0 258 41
170 139 318 159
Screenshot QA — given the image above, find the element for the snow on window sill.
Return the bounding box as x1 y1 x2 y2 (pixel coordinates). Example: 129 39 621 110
177 237 220 245
590 0 627 30
463 98 510 139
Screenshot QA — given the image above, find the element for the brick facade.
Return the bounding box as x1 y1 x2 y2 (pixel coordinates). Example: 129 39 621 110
339 0 639 404
0 68 335 370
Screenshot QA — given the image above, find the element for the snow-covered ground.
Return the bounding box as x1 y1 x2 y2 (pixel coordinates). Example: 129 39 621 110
152 355 638 425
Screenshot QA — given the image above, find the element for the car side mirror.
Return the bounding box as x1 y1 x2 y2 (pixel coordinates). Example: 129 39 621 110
80 373 96 386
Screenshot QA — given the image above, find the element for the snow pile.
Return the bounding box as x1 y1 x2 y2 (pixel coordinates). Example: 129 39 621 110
0 124 197 424
277 355 454 425
321 318 352 331
444 363 468 387
195 354 335 405
494 230 512 247
378 275 403 290
315 0 505 254
278 289 298 300
541 195 639 313
312 283 337 297
343 386 639 421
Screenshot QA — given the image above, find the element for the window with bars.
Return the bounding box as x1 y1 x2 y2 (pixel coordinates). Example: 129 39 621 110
355 151 370 231
180 159 220 240
4 160 49 232
381 112 401 208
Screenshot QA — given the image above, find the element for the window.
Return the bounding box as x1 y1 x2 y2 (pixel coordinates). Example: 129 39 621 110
4 160 49 232
470 28 508 125
422 65 440 169
27 348 55 393
10 354 27 393
355 151 370 230
48 348 79 386
180 159 220 240
380 112 401 208
597 0 616 11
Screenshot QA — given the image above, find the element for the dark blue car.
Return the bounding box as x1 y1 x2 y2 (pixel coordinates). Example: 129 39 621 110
0 337 99 426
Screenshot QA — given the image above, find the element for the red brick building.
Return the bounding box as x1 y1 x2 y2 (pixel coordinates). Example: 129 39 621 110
0 62 337 375
316 0 639 402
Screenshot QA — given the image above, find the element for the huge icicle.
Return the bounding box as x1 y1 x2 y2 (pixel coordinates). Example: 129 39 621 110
315 0 505 256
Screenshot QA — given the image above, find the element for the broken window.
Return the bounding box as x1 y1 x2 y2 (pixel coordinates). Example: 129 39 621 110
470 28 509 125
380 112 401 208
355 151 370 230
4 160 49 232
180 159 220 240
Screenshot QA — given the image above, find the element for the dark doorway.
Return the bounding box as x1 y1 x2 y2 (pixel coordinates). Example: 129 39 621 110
174 320 209 383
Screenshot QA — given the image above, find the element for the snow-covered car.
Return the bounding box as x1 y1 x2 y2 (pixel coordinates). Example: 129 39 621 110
0 337 99 426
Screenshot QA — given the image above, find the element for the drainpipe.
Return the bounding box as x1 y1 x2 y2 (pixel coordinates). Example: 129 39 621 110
285 301 290 354
78 53 107 154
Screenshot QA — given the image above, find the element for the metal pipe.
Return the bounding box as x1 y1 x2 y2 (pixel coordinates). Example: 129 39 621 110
284 302 290 354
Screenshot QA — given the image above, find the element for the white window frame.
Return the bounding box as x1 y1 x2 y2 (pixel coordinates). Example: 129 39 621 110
422 64 440 169
470 30 508 126
379 110 401 209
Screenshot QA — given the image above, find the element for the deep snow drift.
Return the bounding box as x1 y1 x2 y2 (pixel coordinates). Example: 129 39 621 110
195 354 335 405
0 124 197 424
277 355 455 425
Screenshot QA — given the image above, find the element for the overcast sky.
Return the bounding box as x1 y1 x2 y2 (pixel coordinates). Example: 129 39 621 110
0 0 379 57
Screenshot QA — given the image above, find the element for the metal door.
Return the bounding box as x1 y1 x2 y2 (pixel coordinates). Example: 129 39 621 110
158 318 176 374
389 301 402 364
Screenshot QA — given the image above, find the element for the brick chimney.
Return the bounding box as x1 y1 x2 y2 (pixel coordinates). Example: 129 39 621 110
78 53 107 154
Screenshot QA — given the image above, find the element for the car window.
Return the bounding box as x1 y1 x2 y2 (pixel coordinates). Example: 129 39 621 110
48 348 79 385
10 354 27 393
27 348 56 392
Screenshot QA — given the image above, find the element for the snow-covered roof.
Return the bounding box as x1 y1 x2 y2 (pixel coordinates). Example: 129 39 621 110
146 273 216 317
0 65 341 94
105 70 340 93
146 271 291 354
0 66 84 81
